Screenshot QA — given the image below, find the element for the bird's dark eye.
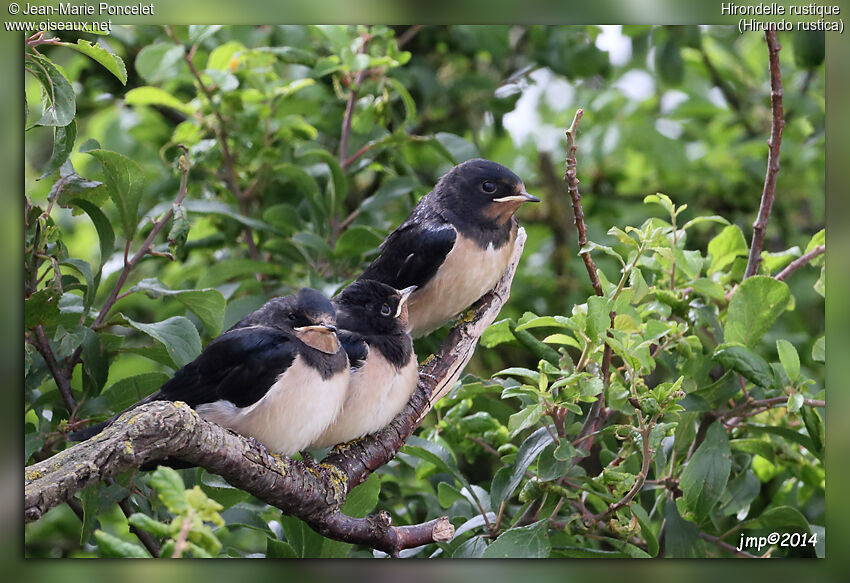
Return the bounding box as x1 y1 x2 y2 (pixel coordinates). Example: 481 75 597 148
380 304 392 316
288 313 297 321
482 180 496 193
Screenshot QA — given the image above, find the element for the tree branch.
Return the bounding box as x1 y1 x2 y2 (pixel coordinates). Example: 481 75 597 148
25 229 528 556
744 31 785 279
775 245 824 281
563 109 612 451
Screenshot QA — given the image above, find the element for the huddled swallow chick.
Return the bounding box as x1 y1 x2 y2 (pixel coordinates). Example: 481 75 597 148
71 288 350 457
358 158 539 337
309 280 418 449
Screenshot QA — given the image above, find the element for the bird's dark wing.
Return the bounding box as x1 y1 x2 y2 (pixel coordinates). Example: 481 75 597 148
337 329 369 369
159 326 297 408
359 223 457 289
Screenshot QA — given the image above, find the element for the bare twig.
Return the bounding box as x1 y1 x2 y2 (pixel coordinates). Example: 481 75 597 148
563 109 602 297
744 31 785 279
564 109 612 451
118 496 161 557
29 325 76 412
25 229 529 555
339 36 370 166
699 532 760 558
775 245 824 281
396 25 422 48
165 27 260 261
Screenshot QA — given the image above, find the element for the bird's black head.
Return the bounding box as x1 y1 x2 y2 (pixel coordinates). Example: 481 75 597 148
433 158 540 228
334 280 417 337
286 288 340 354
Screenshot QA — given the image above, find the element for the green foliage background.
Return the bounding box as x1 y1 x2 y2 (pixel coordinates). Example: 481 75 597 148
24 25 824 558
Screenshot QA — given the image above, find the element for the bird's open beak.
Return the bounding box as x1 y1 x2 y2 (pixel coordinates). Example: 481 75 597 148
294 323 338 335
492 191 541 204
396 285 417 317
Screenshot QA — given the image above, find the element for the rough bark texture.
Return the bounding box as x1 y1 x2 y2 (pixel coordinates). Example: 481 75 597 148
25 228 528 556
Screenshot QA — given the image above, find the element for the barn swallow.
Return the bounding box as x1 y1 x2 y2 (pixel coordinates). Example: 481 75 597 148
70 289 350 457
309 280 418 449
358 158 538 337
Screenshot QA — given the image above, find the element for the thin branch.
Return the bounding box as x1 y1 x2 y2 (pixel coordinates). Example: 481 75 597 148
744 31 785 279
26 229 529 555
563 109 612 453
118 495 161 557
586 424 652 524
396 25 422 49
29 325 76 412
563 109 602 297
166 27 260 261
699 45 757 136
699 532 760 559
775 245 824 281
339 37 369 166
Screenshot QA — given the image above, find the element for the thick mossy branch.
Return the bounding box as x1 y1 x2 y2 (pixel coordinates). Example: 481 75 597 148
24 228 527 556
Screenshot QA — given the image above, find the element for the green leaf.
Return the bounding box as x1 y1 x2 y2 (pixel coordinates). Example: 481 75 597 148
586 295 610 341
26 53 76 127
482 521 551 558
433 132 479 163
713 344 775 389
730 438 776 464
708 225 748 275
402 436 464 482
295 149 348 214
59 39 127 84
125 86 195 115
490 426 553 508
358 176 419 214
787 393 804 413
385 77 417 126
631 505 658 557
739 506 811 534
135 42 185 84
69 198 115 272
679 421 732 520
266 537 298 558
132 279 226 337
775 339 800 383
126 315 202 368
102 372 169 411
663 498 704 558
507 403 544 437
189 25 223 43
94 530 150 558
745 425 820 458
127 513 172 538
801 406 824 453
86 149 146 240
151 466 189 514
481 319 515 348
341 473 381 518
25 288 60 331
38 120 76 179
725 276 791 347
812 336 824 362
718 469 760 516
334 226 383 258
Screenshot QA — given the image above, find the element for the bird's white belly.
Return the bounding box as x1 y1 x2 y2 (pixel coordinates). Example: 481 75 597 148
407 232 515 337
310 350 418 448
195 355 348 456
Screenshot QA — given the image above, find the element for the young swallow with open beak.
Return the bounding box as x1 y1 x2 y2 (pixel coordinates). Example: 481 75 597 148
70 288 350 457
358 158 539 337
309 280 418 449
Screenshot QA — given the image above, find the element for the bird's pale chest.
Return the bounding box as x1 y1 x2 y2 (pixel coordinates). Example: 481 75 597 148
195 354 348 455
407 227 516 337
309 349 418 448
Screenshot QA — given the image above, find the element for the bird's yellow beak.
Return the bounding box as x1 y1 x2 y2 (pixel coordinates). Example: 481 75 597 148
396 285 418 317
492 191 541 204
294 323 338 334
